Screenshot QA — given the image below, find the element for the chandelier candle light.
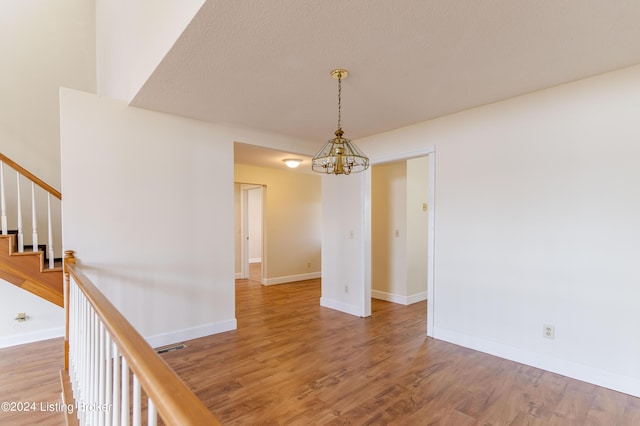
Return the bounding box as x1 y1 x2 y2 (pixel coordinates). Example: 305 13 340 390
311 69 370 175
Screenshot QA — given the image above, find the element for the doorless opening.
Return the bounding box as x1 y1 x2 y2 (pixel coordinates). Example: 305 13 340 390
364 149 435 337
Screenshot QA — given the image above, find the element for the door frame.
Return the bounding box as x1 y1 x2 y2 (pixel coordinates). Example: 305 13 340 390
240 184 264 280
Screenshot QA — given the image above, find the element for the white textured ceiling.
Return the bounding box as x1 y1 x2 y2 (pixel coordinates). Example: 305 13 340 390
132 0 640 160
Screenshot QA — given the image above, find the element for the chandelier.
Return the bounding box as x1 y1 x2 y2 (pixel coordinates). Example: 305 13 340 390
311 69 369 175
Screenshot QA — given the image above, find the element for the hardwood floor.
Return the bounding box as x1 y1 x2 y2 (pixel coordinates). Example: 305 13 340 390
0 337 65 426
249 261 262 282
161 278 640 425
2 279 639 425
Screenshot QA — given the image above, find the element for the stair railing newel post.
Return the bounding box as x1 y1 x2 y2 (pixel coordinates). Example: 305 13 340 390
63 250 76 371
31 182 38 252
16 171 24 252
0 161 6 235
47 194 54 268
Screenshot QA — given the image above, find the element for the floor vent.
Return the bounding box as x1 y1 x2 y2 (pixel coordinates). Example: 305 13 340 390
156 344 186 354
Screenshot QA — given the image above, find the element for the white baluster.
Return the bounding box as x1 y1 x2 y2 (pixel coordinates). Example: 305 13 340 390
121 358 130 426
147 399 157 426
31 182 38 252
87 308 95 425
112 345 121 426
72 281 80 396
0 162 6 235
105 334 113 426
93 312 100 426
74 287 81 401
69 281 78 396
47 194 54 268
81 297 89 424
132 376 141 426
85 302 92 425
98 323 106 426
16 172 23 252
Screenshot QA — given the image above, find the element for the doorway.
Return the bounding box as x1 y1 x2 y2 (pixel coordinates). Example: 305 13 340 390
371 156 429 305
364 149 435 336
237 183 265 282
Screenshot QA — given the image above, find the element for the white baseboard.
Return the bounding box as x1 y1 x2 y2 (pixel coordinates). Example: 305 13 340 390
433 326 640 398
235 272 243 279
249 258 262 263
0 327 65 349
262 272 321 286
320 297 362 317
372 290 427 305
146 319 237 349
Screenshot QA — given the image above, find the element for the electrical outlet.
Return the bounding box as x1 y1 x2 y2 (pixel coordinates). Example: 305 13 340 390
543 324 555 339
344 285 349 293
16 313 27 322
307 262 311 268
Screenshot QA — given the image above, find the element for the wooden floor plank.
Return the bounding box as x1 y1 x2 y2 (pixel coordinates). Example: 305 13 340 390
160 277 640 424
3 275 639 425
0 338 65 426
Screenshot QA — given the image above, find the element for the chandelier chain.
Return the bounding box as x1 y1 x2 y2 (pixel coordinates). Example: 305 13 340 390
337 74 342 130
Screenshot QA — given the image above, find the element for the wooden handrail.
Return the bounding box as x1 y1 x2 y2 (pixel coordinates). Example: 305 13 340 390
0 153 61 200
65 261 220 425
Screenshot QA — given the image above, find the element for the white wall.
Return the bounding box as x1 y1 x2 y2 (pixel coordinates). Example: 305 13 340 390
96 0 204 100
235 164 321 285
371 162 407 300
248 187 263 262
0 0 95 347
321 173 367 317
60 88 237 347
0 0 95 185
0 282 64 349
346 65 640 396
406 156 429 300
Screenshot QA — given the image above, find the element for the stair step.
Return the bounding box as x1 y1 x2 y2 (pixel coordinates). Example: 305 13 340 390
2 230 60 264
0 234 63 307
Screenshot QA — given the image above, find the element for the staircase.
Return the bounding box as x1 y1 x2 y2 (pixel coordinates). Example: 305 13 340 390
0 233 63 306
0 153 63 306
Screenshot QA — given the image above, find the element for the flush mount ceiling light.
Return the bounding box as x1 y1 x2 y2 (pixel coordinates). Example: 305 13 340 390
283 158 302 168
311 69 369 175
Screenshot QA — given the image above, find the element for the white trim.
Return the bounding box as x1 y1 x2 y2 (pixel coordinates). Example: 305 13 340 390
249 258 262 263
408 291 428 305
371 290 427 305
262 272 321 286
426 152 436 337
370 147 435 165
362 169 372 317
320 297 362 317
235 272 243 279
240 185 250 279
434 327 640 398
146 319 237 349
0 327 64 349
